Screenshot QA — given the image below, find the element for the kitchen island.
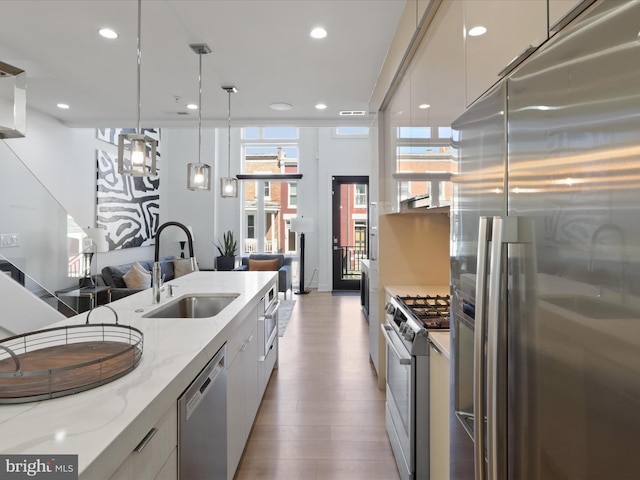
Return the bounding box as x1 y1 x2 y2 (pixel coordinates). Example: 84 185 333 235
0 270 277 480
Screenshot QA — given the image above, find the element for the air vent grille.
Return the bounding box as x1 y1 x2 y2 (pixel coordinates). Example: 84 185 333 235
339 110 366 116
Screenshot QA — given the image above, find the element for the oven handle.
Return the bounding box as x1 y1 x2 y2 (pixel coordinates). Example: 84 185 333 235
264 300 280 318
380 324 412 365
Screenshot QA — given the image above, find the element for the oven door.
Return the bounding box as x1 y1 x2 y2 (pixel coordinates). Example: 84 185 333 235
259 297 279 359
381 322 413 480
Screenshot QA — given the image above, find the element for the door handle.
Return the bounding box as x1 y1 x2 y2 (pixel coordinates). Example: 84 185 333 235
474 216 491 480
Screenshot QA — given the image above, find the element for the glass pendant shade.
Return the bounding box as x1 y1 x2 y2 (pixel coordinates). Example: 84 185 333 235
221 86 238 197
220 177 238 197
188 162 212 190
186 43 212 191
0 60 26 139
118 0 157 177
118 133 157 176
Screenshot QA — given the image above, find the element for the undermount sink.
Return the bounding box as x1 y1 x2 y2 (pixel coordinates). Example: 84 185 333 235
542 295 639 319
143 293 239 319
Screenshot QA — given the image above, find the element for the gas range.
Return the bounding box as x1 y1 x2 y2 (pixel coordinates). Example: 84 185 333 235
381 292 451 480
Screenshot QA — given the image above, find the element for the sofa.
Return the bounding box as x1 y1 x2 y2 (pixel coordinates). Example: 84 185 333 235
97 256 178 301
234 254 292 299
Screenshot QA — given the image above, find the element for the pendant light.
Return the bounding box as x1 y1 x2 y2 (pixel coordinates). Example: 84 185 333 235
187 43 212 191
118 0 157 176
220 86 238 198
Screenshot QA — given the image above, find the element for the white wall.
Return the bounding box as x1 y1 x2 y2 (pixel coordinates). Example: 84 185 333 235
316 127 372 291
162 127 219 270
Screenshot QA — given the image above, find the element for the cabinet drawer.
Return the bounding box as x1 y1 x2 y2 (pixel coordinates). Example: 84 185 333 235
110 404 177 480
227 305 257 365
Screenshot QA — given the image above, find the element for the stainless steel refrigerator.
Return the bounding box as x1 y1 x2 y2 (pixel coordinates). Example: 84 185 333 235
449 1 640 479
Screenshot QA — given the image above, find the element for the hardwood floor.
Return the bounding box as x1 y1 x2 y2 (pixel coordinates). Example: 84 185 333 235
234 291 400 480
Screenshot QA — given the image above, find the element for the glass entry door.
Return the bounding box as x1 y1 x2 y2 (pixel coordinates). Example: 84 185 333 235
331 176 368 290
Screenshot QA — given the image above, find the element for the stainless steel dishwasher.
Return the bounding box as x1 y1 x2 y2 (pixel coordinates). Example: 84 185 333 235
178 344 227 479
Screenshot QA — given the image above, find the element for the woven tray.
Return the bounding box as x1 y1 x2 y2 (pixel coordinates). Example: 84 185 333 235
0 306 143 404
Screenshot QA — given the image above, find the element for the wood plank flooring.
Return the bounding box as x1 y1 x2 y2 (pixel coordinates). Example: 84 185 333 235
234 291 400 480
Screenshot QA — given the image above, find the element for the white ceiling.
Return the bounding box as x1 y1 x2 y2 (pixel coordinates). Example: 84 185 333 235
0 0 406 128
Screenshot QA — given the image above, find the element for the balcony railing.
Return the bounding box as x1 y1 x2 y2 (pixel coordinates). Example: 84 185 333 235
243 239 279 254
336 245 367 279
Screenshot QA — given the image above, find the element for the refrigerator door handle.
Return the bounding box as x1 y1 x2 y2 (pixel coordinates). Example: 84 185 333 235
474 216 492 480
486 216 505 480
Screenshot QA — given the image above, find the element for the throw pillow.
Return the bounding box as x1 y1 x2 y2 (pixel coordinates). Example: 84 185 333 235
174 258 199 278
248 258 280 271
123 261 151 289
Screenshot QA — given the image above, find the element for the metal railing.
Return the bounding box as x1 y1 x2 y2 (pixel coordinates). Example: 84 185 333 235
244 239 279 254
336 245 367 279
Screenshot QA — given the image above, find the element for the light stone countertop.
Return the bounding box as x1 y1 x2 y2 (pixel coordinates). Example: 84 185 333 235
429 332 450 360
0 270 277 479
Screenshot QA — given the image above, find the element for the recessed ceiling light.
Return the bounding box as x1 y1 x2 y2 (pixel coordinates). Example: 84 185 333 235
57 103 70 109
315 103 327 110
98 28 118 39
468 26 487 37
186 104 198 110
270 102 293 111
419 104 430 109
310 27 327 39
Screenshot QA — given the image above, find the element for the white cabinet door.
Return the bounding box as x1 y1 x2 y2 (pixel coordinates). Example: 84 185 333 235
244 322 259 424
154 448 177 480
226 305 260 480
429 342 450 480
226 350 246 478
464 0 548 106
110 404 177 480
259 335 277 398
549 0 587 32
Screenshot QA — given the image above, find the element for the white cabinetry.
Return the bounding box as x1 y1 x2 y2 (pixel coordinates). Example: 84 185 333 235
549 0 589 32
109 404 177 480
227 305 259 480
429 332 450 480
464 0 547 106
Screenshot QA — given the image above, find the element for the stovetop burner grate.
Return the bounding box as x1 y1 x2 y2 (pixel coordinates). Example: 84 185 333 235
397 294 451 329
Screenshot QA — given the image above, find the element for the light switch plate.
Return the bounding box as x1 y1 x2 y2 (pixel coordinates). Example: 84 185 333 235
0 233 19 248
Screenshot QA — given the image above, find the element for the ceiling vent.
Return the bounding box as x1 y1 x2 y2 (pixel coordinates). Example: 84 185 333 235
339 110 366 116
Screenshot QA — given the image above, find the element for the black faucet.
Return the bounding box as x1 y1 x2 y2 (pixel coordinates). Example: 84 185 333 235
153 221 196 303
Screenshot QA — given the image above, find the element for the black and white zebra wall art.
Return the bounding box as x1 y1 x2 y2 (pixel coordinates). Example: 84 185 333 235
96 149 160 250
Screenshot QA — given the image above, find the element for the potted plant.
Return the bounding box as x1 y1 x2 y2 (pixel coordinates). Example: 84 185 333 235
215 230 237 271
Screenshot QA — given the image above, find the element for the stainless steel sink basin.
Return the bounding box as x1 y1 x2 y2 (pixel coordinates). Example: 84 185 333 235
143 293 239 318
542 296 639 319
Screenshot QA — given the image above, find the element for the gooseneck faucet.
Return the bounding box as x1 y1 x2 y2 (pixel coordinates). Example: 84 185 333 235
153 222 196 303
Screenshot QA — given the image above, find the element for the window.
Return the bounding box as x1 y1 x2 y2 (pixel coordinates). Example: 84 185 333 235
241 127 300 254
355 184 367 207
288 182 297 208
286 219 297 254
355 221 367 253
247 215 255 239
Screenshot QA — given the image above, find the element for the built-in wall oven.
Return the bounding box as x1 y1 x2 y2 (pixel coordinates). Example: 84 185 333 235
382 294 450 480
258 283 279 359
258 282 279 395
